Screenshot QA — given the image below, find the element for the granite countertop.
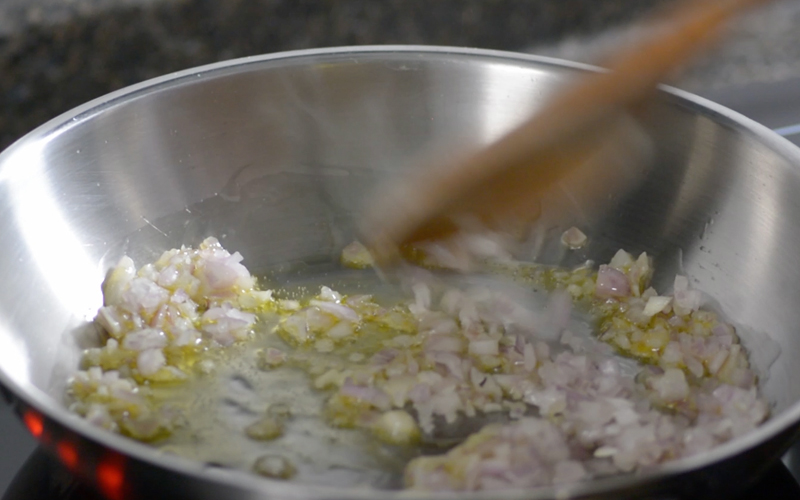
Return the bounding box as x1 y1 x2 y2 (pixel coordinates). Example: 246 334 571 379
530 0 800 92
1 0 799 150
0 0 672 150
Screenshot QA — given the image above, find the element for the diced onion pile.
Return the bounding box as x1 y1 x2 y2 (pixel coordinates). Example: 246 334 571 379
69 237 274 439
69 239 769 491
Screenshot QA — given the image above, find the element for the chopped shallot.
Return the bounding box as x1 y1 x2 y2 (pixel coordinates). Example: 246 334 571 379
561 227 588 249
595 265 631 298
73 239 771 494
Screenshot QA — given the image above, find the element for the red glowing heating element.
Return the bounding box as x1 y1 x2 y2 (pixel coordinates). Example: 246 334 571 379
22 410 44 439
56 440 79 471
97 454 126 500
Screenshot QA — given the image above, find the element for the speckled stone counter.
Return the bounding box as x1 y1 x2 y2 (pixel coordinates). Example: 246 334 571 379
530 0 800 92
2 0 799 151
0 0 671 150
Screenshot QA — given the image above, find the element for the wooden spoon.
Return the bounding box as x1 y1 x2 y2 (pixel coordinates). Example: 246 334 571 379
361 0 769 264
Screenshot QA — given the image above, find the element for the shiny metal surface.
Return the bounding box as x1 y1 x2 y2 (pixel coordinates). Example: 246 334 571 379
1 46 800 499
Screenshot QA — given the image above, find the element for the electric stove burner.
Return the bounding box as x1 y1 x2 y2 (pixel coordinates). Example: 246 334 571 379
2 446 800 500
4 449 100 500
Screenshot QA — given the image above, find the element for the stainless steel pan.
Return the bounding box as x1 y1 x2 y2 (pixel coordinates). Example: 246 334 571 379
1 46 800 500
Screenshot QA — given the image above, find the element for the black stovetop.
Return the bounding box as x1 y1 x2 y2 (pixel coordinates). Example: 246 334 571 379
2 445 800 500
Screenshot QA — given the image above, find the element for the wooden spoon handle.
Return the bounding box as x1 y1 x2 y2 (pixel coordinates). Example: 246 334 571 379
362 0 768 263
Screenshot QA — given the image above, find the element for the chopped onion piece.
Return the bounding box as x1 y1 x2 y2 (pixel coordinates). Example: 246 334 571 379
595 266 631 298
468 338 499 356
561 227 588 249
137 349 166 376
326 321 355 339
122 328 168 351
372 410 420 445
650 368 690 402
318 286 342 302
609 249 634 269
341 241 375 269
310 300 360 322
643 296 672 317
